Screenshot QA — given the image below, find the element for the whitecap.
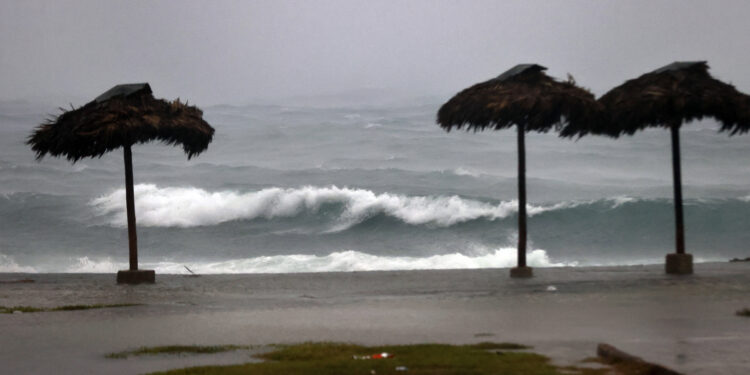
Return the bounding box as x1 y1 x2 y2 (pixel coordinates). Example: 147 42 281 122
60 248 568 274
608 195 637 208
0 254 36 273
90 185 575 229
452 167 481 178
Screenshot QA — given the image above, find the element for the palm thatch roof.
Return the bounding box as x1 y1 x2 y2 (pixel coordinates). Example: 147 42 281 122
594 61 750 137
437 64 600 134
28 83 215 162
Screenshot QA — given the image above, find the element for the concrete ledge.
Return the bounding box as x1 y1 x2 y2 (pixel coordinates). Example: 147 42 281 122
510 266 533 278
665 253 693 275
116 270 155 284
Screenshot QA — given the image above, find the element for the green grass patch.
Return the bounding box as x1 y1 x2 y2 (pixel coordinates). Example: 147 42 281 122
106 345 251 359
148 342 607 375
0 303 140 314
737 308 750 317
0 306 46 313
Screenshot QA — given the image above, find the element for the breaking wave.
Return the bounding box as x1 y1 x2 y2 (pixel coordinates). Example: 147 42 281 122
0 254 36 273
183 248 572 274
90 184 577 229
4 248 571 274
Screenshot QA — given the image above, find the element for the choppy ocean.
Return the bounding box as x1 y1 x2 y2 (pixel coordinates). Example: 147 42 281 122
2 96 750 273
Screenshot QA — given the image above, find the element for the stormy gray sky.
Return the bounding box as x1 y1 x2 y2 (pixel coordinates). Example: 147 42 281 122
2 0 750 105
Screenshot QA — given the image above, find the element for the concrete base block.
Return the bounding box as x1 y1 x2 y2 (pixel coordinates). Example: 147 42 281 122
510 266 533 278
117 270 155 284
665 253 693 275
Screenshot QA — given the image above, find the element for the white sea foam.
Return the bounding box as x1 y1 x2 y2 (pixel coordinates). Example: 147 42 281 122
45 247 570 274
90 185 573 229
0 254 36 273
608 196 637 208
66 256 124 273
452 167 482 177
190 248 573 274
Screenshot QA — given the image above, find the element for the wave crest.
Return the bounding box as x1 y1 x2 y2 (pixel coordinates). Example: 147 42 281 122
0 254 36 273
90 185 569 229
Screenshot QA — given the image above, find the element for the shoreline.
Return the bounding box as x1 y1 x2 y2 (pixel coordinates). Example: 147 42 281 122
0 259 742 276
2 263 749 374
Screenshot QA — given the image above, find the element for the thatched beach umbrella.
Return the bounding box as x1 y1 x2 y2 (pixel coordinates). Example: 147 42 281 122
437 64 600 278
28 83 215 284
590 61 750 274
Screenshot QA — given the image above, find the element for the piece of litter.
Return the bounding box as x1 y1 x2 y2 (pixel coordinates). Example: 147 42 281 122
395 366 408 371
12 310 23 314
354 352 393 360
546 285 557 292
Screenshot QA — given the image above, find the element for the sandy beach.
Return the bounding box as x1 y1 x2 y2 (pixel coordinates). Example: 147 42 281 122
1 262 749 374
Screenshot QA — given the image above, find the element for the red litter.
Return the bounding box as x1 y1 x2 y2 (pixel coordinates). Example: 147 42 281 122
353 352 394 360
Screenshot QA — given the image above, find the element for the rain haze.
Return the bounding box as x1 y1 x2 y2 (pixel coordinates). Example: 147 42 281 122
3 2 750 375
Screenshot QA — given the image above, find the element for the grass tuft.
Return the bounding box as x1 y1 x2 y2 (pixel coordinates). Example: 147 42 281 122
147 342 605 375
0 303 140 314
106 345 251 359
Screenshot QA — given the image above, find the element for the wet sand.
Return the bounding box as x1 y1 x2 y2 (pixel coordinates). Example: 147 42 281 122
1 263 749 374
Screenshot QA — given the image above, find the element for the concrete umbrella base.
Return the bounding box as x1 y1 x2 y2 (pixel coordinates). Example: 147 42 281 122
116 270 155 284
665 253 693 275
510 266 533 278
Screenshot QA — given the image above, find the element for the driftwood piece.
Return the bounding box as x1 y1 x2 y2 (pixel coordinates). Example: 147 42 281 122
596 343 683 375
597 343 644 363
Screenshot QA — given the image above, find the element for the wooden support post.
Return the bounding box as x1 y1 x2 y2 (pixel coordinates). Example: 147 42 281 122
511 123 532 278
517 123 527 267
124 144 138 271
670 124 685 255
666 124 693 275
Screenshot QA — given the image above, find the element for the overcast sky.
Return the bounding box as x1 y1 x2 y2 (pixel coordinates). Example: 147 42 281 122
2 0 750 105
